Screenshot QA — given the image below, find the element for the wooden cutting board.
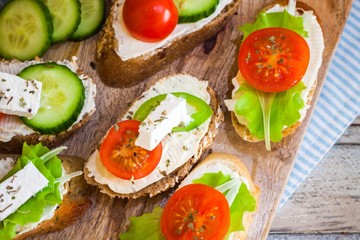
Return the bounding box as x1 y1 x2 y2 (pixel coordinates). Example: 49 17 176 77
17 0 351 239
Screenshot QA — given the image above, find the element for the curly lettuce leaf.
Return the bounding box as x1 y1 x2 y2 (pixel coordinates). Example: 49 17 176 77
235 81 306 142
0 143 63 239
240 10 308 39
119 207 165 240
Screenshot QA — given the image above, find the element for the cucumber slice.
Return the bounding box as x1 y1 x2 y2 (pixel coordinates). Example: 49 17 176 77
71 0 105 40
174 0 220 23
18 63 85 134
41 0 81 43
0 0 52 61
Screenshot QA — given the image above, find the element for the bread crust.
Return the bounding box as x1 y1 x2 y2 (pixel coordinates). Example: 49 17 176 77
0 155 91 239
84 82 224 199
0 59 96 153
95 0 241 88
231 0 322 142
185 152 260 240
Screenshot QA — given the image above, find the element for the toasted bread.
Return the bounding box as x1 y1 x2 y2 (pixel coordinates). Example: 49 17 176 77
0 58 96 153
84 74 224 198
229 1 323 143
179 152 260 239
95 0 241 88
0 155 91 240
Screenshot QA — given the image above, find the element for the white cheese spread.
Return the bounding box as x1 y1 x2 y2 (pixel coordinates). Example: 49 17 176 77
86 75 212 194
113 0 233 60
225 4 325 128
0 72 42 119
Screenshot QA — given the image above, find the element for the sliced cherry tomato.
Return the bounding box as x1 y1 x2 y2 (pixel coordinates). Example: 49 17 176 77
238 27 310 92
122 0 178 42
133 92 212 132
99 120 162 180
161 184 230 239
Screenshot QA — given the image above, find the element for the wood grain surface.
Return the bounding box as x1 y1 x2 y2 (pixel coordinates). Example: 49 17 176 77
268 116 360 239
8 0 351 239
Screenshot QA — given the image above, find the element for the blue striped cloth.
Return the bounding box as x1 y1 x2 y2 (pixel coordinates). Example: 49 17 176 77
280 0 360 207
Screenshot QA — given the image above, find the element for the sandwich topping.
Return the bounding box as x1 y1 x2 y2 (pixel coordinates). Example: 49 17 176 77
225 4 324 149
120 157 257 240
0 143 82 239
0 57 96 142
86 75 213 194
113 0 233 60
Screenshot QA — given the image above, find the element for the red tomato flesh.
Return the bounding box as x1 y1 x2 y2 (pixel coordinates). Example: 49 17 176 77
99 120 162 180
238 27 310 92
161 184 230 240
122 0 178 42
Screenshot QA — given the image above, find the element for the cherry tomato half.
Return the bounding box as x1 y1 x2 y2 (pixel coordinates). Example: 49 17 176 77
122 0 178 42
238 27 310 92
99 120 162 180
161 184 230 240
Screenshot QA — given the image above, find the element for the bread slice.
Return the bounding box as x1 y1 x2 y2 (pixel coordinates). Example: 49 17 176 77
229 1 323 142
0 58 96 153
178 152 260 239
84 75 224 198
0 155 91 240
95 0 241 88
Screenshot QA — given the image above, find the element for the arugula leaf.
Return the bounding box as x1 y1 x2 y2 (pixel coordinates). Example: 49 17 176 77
119 207 165 240
193 172 256 238
0 143 63 239
240 10 308 39
235 81 306 142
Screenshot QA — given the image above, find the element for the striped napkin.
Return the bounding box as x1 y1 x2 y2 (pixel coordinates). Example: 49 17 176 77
280 0 360 207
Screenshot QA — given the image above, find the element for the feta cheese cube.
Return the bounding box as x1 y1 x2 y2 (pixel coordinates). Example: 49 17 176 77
0 72 42 119
0 162 49 221
136 94 191 151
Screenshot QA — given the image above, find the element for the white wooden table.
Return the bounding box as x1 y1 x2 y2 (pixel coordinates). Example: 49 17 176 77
268 116 360 239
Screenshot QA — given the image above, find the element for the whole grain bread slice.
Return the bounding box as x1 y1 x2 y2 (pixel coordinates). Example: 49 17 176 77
231 0 322 142
95 0 241 88
0 155 92 240
84 86 224 198
0 58 96 153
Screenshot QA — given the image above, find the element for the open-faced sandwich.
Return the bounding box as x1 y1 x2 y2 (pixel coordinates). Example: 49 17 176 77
224 0 324 150
0 143 91 240
0 57 96 153
120 152 260 240
96 0 241 87
84 74 223 198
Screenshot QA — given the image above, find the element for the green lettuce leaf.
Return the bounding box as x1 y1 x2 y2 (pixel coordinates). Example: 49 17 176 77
0 143 63 239
240 10 308 39
119 207 165 240
235 81 306 142
192 172 257 237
